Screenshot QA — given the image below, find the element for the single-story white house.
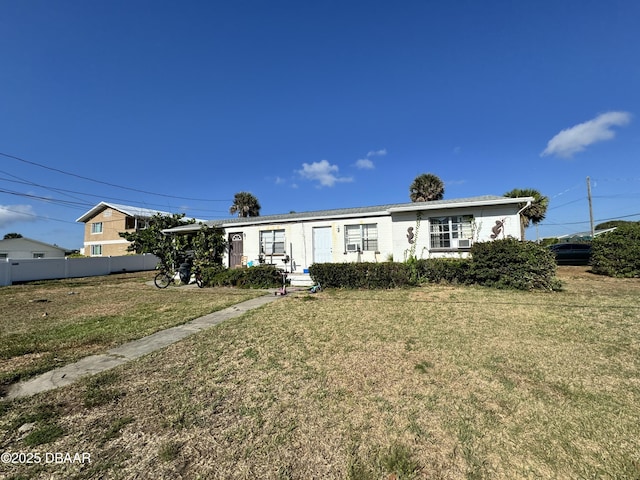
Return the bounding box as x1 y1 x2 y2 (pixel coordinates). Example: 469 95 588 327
164 195 533 273
0 237 70 259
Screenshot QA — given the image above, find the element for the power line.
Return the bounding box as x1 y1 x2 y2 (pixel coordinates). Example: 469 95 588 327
0 151 232 203
0 175 230 215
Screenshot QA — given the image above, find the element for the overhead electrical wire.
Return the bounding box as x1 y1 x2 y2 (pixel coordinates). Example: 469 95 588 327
0 151 232 203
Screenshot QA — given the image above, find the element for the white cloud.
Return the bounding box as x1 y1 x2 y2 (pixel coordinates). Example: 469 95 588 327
541 111 632 158
0 204 36 227
367 148 387 157
355 158 375 169
297 160 353 187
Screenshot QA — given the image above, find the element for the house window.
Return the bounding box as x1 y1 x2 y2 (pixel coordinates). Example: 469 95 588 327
260 230 285 255
429 216 473 249
0 253 8 259
91 222 103 234
33 253 45 258
90 245 103 256
345 223 378 252
125 216 147 230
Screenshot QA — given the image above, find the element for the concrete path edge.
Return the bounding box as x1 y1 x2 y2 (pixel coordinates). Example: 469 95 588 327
3 293 282 402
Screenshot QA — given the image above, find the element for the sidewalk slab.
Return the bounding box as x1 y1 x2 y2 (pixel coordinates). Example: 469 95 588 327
3 293 282 401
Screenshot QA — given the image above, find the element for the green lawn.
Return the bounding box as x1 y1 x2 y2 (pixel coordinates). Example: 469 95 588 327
1 267 639 479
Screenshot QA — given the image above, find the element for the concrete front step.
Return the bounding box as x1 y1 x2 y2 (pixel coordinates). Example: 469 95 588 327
287 273 315 287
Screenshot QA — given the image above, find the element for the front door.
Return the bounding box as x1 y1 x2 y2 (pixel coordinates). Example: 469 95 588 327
228 232 244 268
313 227 333 263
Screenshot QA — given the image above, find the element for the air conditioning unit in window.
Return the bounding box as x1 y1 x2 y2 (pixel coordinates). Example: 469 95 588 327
457 239 471 248
346 243 360 252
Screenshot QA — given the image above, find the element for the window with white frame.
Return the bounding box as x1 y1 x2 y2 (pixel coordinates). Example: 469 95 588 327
33 253 45 258
91 222 103 234
260 229 285 255
429 215 473 249
0 253 8 258
344 223 378 252
90 245 103 256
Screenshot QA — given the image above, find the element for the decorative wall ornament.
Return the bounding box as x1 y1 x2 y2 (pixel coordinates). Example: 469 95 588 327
490 219 505 239
407 227 415 244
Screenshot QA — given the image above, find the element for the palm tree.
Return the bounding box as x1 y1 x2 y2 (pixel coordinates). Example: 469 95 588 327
504 188 549 240
229 191 261 217
409 173 445 202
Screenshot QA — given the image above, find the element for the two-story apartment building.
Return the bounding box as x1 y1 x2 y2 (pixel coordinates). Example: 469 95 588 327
76 202 172 256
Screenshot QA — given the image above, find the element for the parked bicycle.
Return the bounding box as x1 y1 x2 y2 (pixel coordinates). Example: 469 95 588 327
154 252 204 289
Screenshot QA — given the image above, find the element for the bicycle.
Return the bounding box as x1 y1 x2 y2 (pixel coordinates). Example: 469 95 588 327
154 257 204 289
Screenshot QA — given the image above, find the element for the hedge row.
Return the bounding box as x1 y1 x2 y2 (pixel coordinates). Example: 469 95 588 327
309 238 560 291
201 264 284 288
591 223 640 277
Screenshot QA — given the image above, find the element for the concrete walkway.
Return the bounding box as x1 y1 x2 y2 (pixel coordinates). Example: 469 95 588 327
3 292 283 401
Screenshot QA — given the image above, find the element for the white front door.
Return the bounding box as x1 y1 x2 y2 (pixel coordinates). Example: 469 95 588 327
313 227 332 263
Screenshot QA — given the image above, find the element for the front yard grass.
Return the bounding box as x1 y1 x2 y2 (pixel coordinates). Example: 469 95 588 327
1 267 639 479
0 271 266 389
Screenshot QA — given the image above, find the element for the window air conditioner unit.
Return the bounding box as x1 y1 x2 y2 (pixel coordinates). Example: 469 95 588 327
458 239 471 248
346 243 359 252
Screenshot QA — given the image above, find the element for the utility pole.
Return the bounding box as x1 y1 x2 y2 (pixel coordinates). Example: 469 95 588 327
587 176 595 238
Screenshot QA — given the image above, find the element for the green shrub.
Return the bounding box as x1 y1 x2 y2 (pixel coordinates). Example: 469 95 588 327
469 238 559 290
591 223 640 277
308 262 411 289
204 265 284 288
412 258 471 284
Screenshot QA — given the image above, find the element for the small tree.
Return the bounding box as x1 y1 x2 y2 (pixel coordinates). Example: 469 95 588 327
120 214 227 268
120 213 194 267
409 173 445 202
3 233 23 239
229 192 261 217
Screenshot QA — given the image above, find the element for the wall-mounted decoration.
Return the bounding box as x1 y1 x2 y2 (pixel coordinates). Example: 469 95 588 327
490 219 505 239
407 227 415 244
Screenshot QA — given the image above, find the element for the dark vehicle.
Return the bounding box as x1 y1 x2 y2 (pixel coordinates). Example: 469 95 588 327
548 243 592 265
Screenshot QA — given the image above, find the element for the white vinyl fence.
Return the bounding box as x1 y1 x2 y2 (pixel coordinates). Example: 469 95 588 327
0 254 160 286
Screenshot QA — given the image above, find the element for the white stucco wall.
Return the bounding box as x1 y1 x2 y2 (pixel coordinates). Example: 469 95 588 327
218 201 525 269
391 205 523 261
222 214 394 272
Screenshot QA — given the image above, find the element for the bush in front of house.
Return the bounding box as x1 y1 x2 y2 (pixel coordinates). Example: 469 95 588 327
309 239 559 291
410 258 472 285
469 238 559 290
308 262 412 289
202 265 284 288
590 223 640 277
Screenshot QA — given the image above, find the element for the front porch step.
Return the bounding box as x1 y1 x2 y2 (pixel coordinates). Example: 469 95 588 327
287 273 315 287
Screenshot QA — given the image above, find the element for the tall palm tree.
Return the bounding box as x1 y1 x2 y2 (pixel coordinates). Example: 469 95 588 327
504 188 549 240
229 191 261 217
409 173 445 202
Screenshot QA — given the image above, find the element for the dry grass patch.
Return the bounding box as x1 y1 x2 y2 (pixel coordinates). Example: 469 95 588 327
0 271 266 389
1 267 639 479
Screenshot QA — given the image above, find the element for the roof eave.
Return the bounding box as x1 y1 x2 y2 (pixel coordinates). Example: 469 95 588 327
387 196 534 213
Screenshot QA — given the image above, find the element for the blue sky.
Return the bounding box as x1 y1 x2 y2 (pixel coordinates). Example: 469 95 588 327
1 0 639 249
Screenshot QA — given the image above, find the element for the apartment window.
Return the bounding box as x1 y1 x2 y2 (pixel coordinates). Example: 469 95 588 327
90 245 103 256
91 222 103 234
125 216 147 230
429 215 473 249
33 253 45 258
260 229 285 255
345 223 378 252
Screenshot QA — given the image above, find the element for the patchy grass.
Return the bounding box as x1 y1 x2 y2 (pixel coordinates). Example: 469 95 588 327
0 271 266 388
1 267 639 479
